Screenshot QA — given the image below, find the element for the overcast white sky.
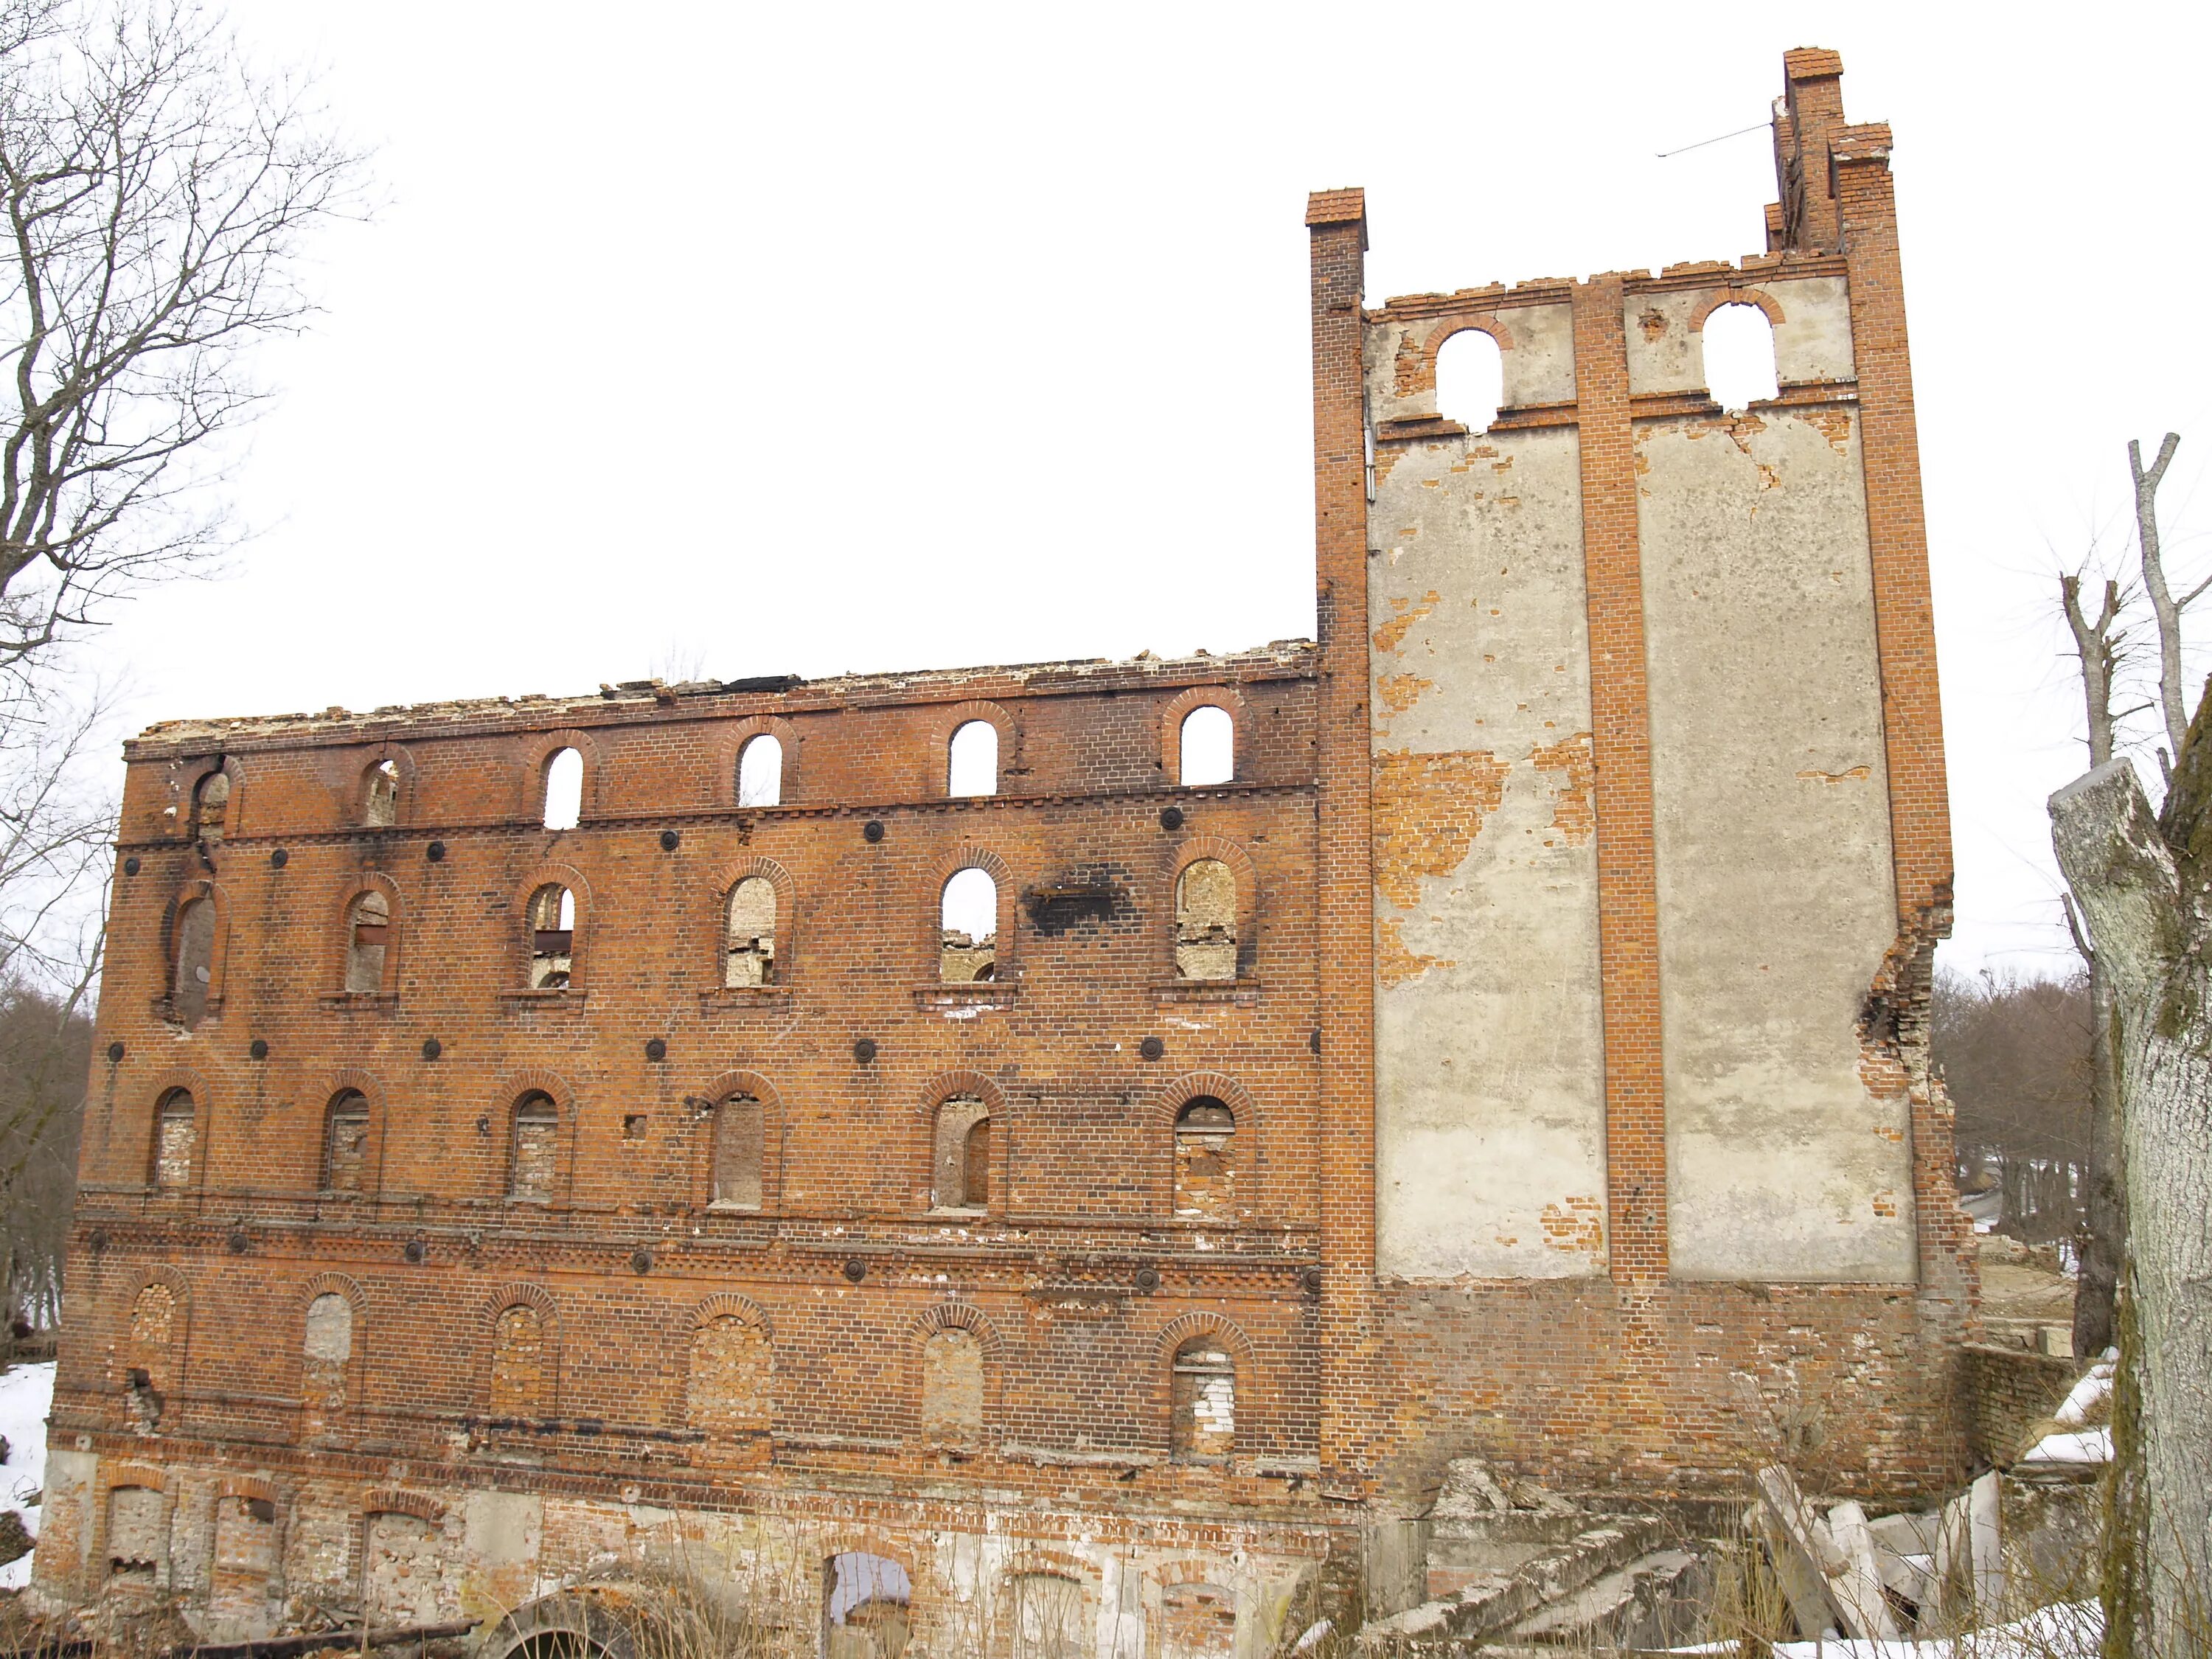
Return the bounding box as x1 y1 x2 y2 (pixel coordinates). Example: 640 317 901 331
94 1 2212 979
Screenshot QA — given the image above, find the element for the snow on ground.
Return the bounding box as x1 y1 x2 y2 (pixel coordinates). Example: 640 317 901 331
0 1361 55 1590
2053 1354 2115 1427
2021 1426 2112 1465
1763 1601 2102 1658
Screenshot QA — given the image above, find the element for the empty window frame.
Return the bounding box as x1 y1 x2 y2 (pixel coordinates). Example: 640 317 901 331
541 746 582 831
152 1090 197 1189
940 866 997 982
822 1553 912 1657
1178 704 1234 787
344 891 391 992
724 876 777 987
172 897 216 1026
192 769 232 843
1435 326 1505 434
931 1096 990 1211
1169 1336 1236 1462
509 1093 559 1202
1172 1097 1236 1221
363 759 399 827
526 885 574 988
710 1093 764 1208
948 719 998 797
322 1091 372 1192
1173 858 1237 981
736 734 782 807
1702 301 1778 411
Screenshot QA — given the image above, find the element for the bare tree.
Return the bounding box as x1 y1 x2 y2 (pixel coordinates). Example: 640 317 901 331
2132 435 2207 779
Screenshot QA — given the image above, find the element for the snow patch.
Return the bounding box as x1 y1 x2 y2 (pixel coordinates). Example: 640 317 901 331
0 1361 55 1590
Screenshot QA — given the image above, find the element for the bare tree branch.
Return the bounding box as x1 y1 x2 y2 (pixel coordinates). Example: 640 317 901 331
2130 432 2191 762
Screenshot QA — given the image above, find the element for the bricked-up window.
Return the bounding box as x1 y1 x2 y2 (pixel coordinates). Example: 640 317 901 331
687 1313 770 1439
344 891 390 992
1703 302 1778 411
1174 859 1237 980
1158 1583 1238 1658
172 897 215 1026
322 1091 371 1192
541 745 582 830
1178 705 1234 787
526 885 574 988
1169 1337 1235 1462
509 1093 559 1202
364 1512 439 1625
931 1096 990 1211
710 1093 763 1208
192 768 231 842
151 1089 196 1189
949 718 998 797
824 1553 912 1655
1173 1099 1236 1220
940 867 997 983
1006 1572 1084 1658
209 1494 279 1627
1436 327 1504 434
128 1282 177 1393
919 1326 983 1444
363 759 398 826
736 734 782 807
106 1486 167 1586
301 1292 352 1432
489 1304 548 1416
723 877 776 987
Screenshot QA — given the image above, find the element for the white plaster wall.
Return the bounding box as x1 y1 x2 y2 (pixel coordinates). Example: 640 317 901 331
1635 400 1914 1281
1623 276 1857 399
1368 366 1610 1281
1365 297 1576 426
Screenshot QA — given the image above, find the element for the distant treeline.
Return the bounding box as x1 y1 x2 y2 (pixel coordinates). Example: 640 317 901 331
0 975 91 1329
1930 967 2092 1244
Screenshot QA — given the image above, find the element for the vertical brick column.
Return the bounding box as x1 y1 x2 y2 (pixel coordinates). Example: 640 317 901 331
1780 48 1847 249
1305 187 1378 1482
1571 276 1669 1284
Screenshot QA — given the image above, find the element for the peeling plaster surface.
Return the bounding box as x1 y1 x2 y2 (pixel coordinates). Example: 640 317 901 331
1634 380 1912 1281
1366 383 1609 1281
1624 276 1857 397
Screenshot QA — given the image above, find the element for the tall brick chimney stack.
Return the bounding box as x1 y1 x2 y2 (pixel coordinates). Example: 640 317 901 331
1770 46 1848 251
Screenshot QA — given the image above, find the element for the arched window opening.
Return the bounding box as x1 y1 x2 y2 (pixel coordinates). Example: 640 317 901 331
1702 302 1778 413
711 1093 763 1209
509 1093 559 1202
173 897 215 1026
322 1091 371 1192
688 1313 771 1440
1435 327 1505 434
724 876 777 987
1007 1572 1085 1659
940 867 998 982
919 1327 983 1445
1174 859 1237 981
823 1553 911 1657
1159 1582 1239 1658
948 719 998 797
364 759 399 827
1178 705 1234 787
363 1511 438 1627
527 886 574 989
736 734 782 807
1173 1098 1237 1221
541 746 582 831
152 1090 196 1189
931 1097 990 1211
192 769 232 843
490 1304 548 1417
106 1486 167 1587
344 891 390 992
1169 1336 1235 1462
302 1291 352 1431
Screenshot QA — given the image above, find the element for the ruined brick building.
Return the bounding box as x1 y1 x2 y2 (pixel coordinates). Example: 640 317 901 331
35 49 1968 1658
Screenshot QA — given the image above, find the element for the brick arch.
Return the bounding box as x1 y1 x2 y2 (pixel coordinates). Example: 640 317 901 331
118 1264 192 1395
915 1071 1007 1215
491 1070 578 1206
476 1281 559 1331
350 742 420 829
1391 313 1518 401
328 872 404 996
906 1299 1005 1359
216 1474 279 1505
686 1291 772 1340
298 1272 369 1332
936 698 1020 793
294 1272 369 1427
928 844 1018 978
1166 834 1260 981
495 1068 577 1114
707 855 798 983
1160 685 1249 785
1688 285 1788 330
713 715 801 807
1150 1559 1242 1590
519 726 604 824
514 863 592 991
475 1283 560 1416
362 1488 443 1523
813 1532 920 1587
1001 1546 1094 1581
1154 1073 1262 1228
1149 1071 1259 1129
169 752 248 839
101 1461 169 1495
684 1068 782 1212
1153 1310 1255 1368
159 876 232 1020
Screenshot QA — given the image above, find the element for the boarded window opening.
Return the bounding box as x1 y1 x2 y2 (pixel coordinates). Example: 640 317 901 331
344 891 390 992
1169 1336 1235 1462
302 1291 352 1432
824 1552 911 1658
363 1511 439 1626
948 720 998 797
1173 1098 1237 1221
1703 302 1778 412
364 759 399 827
737 734 783 807
711 1093 763 1208
724 876 777 987
192 770 231 843
940 867 998 983
1158 1582 1239 1658
106 1486 167 1587
527 885 574 988
1178 705 1234 787
322 1091 371 1192
509 1093 559 1202
931 1097 990 1211
688 1313 770 1439
919 1326 984 1444
173 897 215 1026
542 747 582 830
1435 327 1504 434
152 1090 196 1190
490 1304 548 1416
1007 1572 1085 1659
1173 858 1237 981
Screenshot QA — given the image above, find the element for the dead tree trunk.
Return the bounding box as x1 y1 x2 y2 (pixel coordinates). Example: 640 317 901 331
2050 689 2212 1655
